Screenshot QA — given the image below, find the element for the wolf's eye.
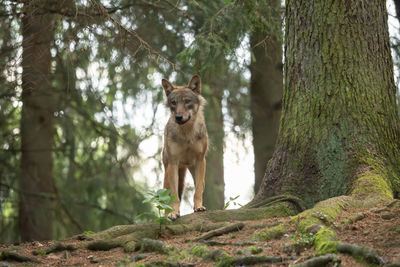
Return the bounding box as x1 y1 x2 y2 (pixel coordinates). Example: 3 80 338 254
171 100 176 106
184 99 191 104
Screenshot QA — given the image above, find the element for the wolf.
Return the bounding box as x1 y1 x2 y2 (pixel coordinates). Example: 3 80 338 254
161 75 208 220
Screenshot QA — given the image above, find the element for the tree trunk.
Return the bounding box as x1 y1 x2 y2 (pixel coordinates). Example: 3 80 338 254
203 81 225 210
394 0 400 19
250 0 283 193
19 2 55 241
252 0 400 207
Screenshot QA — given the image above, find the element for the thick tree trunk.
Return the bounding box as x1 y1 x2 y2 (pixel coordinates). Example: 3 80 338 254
250 1 283 193
252 0 400 207
203 81 225 210
19 2 55 241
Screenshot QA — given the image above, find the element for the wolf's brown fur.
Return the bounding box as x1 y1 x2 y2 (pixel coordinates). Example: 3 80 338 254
161 75 208 220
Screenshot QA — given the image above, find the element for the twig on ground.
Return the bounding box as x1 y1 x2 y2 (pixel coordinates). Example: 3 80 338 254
291 254 339 267
32 242 77 255
192 222 245 242
337 242 386 265
0 250 41 263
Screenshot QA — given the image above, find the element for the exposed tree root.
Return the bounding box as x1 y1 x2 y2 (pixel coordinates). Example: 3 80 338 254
140 261 196 267
139 238 171 254
343 212 366 224
86 239 123 251
221 255 298 266
200 240 228 246
0 250 41 263
200 240 258 246
192 222 244 242
72 201 297 254
337 242 386 265
26 170 395 266
246 194 306 212
32 242 77 255
251 171 397 266
177 202 299 224
291 254 339 267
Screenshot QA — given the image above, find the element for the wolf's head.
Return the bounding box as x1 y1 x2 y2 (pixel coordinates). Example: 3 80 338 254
162 75 205 125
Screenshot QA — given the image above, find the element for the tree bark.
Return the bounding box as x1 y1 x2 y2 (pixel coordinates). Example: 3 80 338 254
250 0 283 194
394 0 400 20
252 0 400 207
203 80 225 210
19 1 55 241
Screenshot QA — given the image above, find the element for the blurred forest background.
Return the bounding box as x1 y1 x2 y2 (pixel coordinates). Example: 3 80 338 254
0 0 399 243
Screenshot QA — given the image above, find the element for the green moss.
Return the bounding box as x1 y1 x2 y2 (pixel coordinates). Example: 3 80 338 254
266 202 299 217
317 130 348 199
123 241 137 253
36 250 46 256
84 230 95 235
190 245 231 266
293 211 320 233
190 245 209 258
252 224 284 241
391 226 400 234
249 246 262 254
235 249 243 255
314 228 338 255
191 203 297 223
351 173 393 202
293 196 351 233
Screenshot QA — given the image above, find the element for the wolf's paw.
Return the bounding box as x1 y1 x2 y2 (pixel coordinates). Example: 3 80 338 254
194 206 207 212
167 213 180 220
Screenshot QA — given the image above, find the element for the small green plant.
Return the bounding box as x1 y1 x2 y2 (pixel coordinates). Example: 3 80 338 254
84 230 95 235
235 249 243 255
223 195 242 209
249 246 263 255
311 211 328 221
36 250 46 256
291 232 315 253
140 189 176 233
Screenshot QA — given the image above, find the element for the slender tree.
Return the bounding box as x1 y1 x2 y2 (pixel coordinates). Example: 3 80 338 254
203 76 225 210
250 0 283 193
394 0 400 19
19 1 56 241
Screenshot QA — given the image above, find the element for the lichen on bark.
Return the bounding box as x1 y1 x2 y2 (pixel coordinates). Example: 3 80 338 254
251 0 400 209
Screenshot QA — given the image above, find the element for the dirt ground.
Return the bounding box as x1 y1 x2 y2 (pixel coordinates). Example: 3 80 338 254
1 203 399 266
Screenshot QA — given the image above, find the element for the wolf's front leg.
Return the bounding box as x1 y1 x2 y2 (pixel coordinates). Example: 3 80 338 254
190 158 206 212
163 163 180 220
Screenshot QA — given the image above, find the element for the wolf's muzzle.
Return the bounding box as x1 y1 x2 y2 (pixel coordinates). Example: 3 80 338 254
175 114 191 125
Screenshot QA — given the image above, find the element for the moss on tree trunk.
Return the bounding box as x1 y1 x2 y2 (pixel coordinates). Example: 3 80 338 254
252 0 400 208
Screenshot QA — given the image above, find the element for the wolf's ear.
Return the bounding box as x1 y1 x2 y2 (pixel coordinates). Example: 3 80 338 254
188 75 201 94
162 79 174 96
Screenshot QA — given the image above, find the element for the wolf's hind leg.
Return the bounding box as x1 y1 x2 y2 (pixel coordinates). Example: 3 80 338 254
178 167 187 201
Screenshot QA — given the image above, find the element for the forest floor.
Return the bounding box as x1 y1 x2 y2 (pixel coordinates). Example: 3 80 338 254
1 203 400 267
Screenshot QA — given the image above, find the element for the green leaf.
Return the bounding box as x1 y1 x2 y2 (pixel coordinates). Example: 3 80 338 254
159 195 171 202
157 203 173 210
156 188 169 196
230 195 240 201
224 202 230 210
143 197 156 203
